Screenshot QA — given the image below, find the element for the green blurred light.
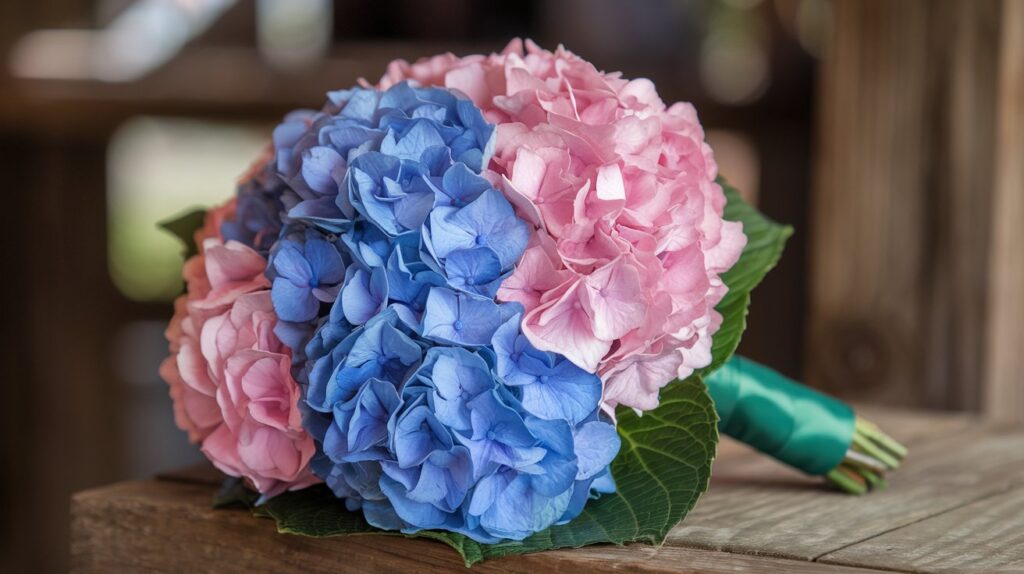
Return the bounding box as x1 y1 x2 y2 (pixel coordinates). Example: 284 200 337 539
107 116 268 302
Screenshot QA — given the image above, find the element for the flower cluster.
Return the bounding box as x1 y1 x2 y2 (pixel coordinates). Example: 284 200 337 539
380 40 746 412
160 201 318 499
159 42 742 543
264 82 620 542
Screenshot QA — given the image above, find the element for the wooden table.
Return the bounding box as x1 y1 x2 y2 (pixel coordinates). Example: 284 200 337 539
70 407 1024 573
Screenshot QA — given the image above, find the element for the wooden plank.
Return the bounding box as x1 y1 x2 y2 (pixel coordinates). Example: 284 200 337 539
667 423 1024 560
70 479 891 574
984 0 1024 424
821 486 1024 573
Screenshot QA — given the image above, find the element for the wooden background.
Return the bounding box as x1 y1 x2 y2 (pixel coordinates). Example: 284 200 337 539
808 0 1024 422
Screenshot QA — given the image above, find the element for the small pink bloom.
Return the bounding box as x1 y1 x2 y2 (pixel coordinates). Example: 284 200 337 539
204 347 317 498
160 202 318 498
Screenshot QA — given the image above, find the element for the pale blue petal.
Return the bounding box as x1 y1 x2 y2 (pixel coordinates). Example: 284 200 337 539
573 421 621 480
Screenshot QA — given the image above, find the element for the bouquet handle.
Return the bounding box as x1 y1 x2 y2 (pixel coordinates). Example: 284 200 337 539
706 356 908 493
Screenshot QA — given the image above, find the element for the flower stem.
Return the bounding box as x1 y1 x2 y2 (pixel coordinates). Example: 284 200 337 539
825 416 906 494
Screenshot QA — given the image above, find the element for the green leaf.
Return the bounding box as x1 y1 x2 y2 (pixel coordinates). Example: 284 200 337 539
225 377 717 567
159 208 208 259
697 180 793 377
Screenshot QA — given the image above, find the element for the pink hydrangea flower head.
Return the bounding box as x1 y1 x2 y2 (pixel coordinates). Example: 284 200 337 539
380 40 746 412
161 201 319 498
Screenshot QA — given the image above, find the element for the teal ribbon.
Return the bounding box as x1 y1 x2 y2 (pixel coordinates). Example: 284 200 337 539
705 355 855 476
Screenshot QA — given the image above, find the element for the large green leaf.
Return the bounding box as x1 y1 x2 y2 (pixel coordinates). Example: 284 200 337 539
159 208 207 259
220 377 717 567
697 181 793 377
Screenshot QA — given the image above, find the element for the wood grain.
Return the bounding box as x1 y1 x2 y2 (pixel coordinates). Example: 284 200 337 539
669 421 1024 560
821 487 1024 573
70 480 891 574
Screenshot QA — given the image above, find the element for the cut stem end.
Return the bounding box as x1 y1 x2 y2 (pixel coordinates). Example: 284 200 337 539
825 417 906 494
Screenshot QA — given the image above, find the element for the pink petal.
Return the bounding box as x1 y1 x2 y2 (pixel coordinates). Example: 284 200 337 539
597 162 625 198
601 351 683 412
579 257 647 340
445 63 490 107
497 245 572 312
523 281 610 372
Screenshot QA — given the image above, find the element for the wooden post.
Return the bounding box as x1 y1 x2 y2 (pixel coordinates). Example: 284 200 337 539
809 0 1016 414
984 0 1024 423
809 0 934 405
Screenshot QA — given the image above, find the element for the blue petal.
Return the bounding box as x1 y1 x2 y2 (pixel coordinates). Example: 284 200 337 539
272 243 313 283
429 348 495 432
573 421 621 480
271 277 319 322
378 81 420 112
301 146 346 196
421 288 502 347
381 119 446 162
394 403 453 468
288 197 349 232
304 234 346 285
443 247 502 296
323 125 385 159
341 266 388 325
339 89 381 122
519 360 602 425
455 98 496 167
391 186 434 231
467 469 513 516
361 499 407 531
347 379 402 449
478 474 572 541
378 475 450 530
438 162 491 208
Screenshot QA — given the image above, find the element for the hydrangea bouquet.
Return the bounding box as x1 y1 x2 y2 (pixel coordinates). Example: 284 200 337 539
160 40 906 564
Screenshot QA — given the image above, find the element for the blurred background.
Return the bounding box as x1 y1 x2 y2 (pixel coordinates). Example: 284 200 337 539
0 0 1021 571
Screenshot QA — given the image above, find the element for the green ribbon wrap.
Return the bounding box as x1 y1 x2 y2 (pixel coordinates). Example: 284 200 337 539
706 355 855 476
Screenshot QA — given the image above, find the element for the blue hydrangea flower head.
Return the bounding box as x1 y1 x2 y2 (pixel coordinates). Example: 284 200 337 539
262 82 620 543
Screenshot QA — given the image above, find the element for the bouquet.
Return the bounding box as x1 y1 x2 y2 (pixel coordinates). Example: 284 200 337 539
159 40 906 564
